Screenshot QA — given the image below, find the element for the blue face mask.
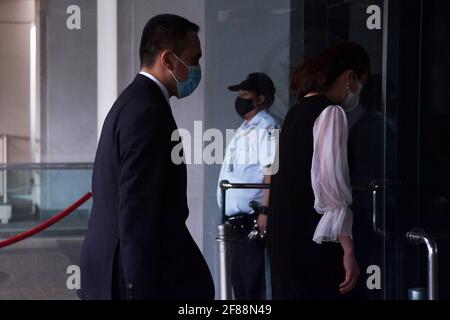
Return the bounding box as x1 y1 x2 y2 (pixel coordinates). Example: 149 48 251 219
169 54 201 98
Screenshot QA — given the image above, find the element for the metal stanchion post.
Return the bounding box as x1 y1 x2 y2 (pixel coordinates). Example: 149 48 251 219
1 134 8 204
216 224 233 300
217 180 233 300
217 180 271 300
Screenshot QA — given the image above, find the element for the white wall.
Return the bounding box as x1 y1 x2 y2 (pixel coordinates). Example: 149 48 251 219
38 0 97 216
97 0 117 140
0 0 35 162
40 0 97 163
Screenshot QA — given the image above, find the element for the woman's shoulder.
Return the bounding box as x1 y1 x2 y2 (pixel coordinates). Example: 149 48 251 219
317 105 346 119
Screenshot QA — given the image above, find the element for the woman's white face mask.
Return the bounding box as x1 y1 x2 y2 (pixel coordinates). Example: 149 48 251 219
342 77 363 112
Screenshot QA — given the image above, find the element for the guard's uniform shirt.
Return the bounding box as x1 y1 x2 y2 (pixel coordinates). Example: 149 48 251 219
217 109 280 216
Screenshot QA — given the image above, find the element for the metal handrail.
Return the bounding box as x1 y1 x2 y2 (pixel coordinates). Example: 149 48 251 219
220 180 382 231
406 228 438 300
219 181 271 190
0 163 94 170
219 180 270 224
0 134 38 141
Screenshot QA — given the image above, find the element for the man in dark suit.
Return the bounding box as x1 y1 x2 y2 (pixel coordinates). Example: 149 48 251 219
78 14 215 300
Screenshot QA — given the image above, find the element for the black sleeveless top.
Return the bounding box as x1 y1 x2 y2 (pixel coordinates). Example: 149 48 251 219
267 95 344 299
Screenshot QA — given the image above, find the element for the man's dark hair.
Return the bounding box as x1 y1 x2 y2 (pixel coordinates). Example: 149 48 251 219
139 14 200 67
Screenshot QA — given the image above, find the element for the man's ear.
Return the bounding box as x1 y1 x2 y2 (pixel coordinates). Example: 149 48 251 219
160 50 174 70
256 94 266 107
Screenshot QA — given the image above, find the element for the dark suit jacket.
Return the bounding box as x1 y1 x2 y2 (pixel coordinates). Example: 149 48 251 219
79 74 215 300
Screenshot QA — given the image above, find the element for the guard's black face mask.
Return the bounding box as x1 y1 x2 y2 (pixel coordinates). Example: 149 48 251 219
235 97 255 118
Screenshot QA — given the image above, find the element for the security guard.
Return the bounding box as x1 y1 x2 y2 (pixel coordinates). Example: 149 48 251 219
217 73 280 300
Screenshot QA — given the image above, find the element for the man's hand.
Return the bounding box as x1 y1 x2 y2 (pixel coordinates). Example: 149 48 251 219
257 214 267 235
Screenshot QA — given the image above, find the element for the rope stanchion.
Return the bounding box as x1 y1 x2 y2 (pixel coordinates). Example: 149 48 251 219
0 192 92 249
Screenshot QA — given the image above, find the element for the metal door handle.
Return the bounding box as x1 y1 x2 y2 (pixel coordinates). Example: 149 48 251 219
406 228 438 300
370 182 384 237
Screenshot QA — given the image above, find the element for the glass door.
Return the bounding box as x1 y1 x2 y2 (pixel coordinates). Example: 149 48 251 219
298 0 450 299
296 0 387 300
383 0 450 299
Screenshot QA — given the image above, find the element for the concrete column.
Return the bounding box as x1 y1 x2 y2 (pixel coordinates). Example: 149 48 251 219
97 0 117 139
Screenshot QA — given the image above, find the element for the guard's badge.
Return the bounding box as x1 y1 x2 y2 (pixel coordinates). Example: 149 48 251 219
267 128 278 140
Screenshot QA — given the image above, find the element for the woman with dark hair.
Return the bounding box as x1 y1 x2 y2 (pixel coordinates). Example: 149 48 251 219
267 42 370 299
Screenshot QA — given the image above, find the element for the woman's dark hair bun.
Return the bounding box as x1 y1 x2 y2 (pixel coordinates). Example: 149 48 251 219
291 42 370 97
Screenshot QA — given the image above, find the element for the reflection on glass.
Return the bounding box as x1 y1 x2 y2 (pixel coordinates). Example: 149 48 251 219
0 166 92 235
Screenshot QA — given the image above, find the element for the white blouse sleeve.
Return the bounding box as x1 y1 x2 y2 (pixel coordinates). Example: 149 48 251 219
311 105 353 244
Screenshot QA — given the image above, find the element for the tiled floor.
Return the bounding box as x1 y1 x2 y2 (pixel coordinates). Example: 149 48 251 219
0 237 84 300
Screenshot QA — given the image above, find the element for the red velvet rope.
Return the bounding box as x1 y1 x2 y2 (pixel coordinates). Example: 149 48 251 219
0 192 92 249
